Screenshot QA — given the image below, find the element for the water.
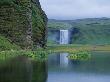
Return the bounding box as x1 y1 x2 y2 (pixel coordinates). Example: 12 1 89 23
60 30 69 67
0 56 47 82
48 52 110 82
0 51 110 82
60 53 69 67
60 30 69 44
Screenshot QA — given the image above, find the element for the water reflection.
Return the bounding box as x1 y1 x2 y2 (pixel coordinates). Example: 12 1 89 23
60 53 69 67
48 52 110 82
0 56 47 82
32 60 48 82
1 51 110 82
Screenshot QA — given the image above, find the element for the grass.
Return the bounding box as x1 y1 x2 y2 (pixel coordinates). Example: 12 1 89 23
48 18 110 44
0 44 110 62
67 51 91 60
47 44 110 53
0 35 21 51
48 20 72 30
0 50 49 62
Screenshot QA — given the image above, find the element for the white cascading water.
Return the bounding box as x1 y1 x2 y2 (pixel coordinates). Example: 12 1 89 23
60 30 69 44
60 30 69 67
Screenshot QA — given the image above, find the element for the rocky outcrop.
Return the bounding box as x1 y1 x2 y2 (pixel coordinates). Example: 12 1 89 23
0 0 47 49
31 0 48 48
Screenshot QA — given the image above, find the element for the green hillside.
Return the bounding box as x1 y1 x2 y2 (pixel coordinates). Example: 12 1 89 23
0 0 47 50
0 35 20 51
48 20 72 29
48 18 110 45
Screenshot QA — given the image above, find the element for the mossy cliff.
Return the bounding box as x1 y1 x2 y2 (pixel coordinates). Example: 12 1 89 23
0 0 47 50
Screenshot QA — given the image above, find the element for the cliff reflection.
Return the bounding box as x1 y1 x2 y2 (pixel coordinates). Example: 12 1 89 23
0 56 47 82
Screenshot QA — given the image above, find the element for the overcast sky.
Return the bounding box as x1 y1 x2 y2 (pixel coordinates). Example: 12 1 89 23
39 0 110 20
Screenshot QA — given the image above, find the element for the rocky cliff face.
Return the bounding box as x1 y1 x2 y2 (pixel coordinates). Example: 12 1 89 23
0 0 47 49
32 0 48 48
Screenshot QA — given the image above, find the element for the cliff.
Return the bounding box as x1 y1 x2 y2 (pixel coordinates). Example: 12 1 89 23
0 0 47 50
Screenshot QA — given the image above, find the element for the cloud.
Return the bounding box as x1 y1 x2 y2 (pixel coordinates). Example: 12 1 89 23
39 0 110 19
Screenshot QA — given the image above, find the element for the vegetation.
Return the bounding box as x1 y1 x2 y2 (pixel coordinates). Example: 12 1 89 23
48 18 110 45
0 0 47 49
0 35 21 51
0 0 14 6
0 50 49 62
0 0 48 62
47 44 110 53
0 1 110 73
48 20 72 29
67 51 91 60
32 1 47 48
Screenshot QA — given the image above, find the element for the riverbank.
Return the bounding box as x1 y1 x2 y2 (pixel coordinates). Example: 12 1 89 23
1 44 110 53
47 44 110 53
0 44 110 61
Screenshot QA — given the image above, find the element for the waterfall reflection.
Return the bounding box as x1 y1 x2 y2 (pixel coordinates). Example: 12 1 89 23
48 53 69 68
60 53 69 67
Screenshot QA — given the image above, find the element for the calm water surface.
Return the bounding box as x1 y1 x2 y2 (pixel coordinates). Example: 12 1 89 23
0 56 47 82
0 51 110 82
48 51 110 82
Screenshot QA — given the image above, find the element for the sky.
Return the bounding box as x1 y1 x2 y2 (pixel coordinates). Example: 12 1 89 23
39 0 110 20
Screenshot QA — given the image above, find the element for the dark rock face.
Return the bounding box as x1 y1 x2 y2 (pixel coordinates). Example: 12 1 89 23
48 29 60 44
31 0 48 48
69 28 80 44
0 0 47 49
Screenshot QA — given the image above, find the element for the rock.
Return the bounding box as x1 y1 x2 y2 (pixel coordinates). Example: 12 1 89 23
0 0 48 50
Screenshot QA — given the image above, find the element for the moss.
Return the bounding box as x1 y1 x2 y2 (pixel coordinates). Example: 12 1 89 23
0 0 47 50
0 0 15 6
31 0 47 48
0 35 21 51
0 0 32 49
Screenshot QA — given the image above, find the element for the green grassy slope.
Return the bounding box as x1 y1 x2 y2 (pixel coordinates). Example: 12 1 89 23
48 19 72 29
0 35 20 51
48 18 110 45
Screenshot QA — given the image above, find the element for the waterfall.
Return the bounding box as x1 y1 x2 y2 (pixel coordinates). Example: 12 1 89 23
60 30 69 67
60 30 69 44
